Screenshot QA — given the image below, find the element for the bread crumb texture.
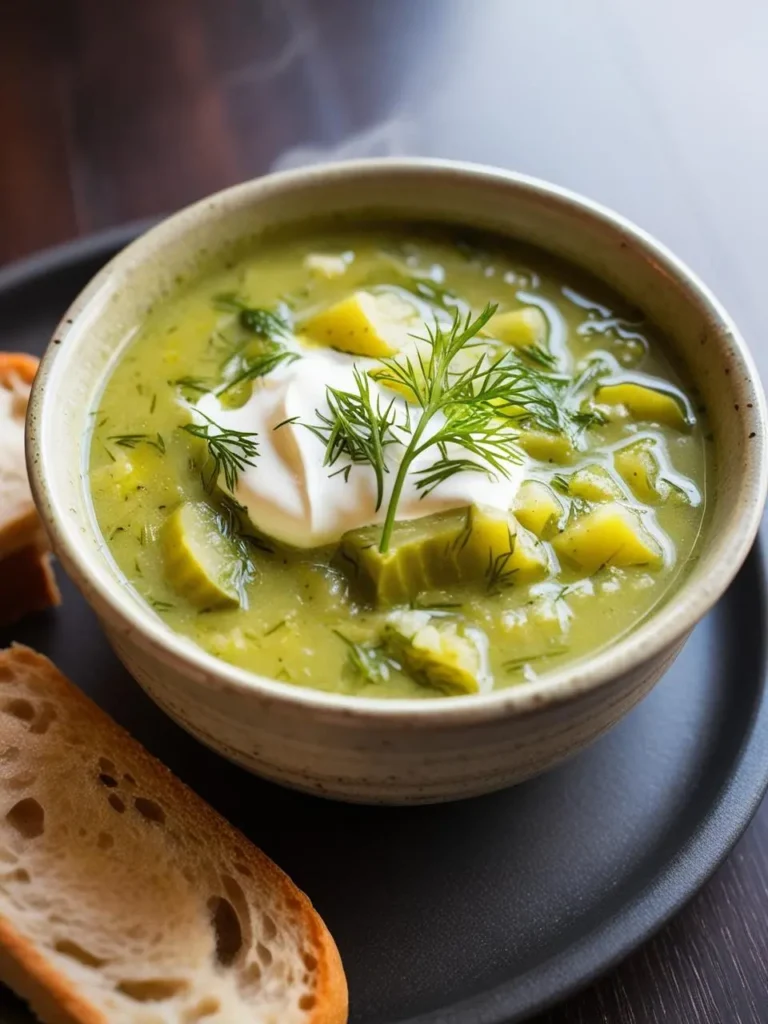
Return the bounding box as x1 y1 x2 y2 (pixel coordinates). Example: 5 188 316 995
0 646 347 1024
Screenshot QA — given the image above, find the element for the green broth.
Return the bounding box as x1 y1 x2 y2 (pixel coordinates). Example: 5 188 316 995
88 224 713 698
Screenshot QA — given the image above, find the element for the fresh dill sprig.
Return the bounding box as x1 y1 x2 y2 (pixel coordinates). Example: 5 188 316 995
304 367 402 511
370 303 566 551
213 293 291 340
333 630 392 685
108 433 166 454
550 473 571 494
217 492 273 555
216 345 299 397
182 411 259 492
485 531 519 595
210 495 259 602
305 304 607 554
171 376 214 394
502 645 570 672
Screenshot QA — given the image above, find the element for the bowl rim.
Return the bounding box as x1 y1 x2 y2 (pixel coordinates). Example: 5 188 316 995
26 156 768 724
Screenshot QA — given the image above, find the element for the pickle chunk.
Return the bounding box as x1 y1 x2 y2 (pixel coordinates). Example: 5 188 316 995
384 610 492 696
162 502 248 609
301 290 412 357
614 439 668 503
553 502 664 573
595 381 693 431
338 512 466 606
338 505 551 606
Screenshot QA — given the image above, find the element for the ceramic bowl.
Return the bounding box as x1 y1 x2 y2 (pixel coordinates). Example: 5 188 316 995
26 159 768 804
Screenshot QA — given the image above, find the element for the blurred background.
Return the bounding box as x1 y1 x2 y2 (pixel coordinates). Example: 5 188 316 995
4 0 768 375
2 1 768 1022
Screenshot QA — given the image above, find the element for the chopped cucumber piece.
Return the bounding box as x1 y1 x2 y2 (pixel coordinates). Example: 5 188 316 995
338 505 551 606
162 501 248 609
301 290 412 357
384 609 492 696
485 307 547 349
552 502 664 573
595 380 693 431
338 511 466 607
513 481 564 538
614 439 669 502
566 464 626 503
518 429 574 464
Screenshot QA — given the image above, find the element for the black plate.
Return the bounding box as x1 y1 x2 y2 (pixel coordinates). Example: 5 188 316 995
1 228 767 1024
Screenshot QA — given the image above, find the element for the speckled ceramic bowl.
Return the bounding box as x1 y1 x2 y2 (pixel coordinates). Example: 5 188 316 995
27 159 768 804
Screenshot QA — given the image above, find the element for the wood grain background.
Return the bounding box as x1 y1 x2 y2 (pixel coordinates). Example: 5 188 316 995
2 1 767 1020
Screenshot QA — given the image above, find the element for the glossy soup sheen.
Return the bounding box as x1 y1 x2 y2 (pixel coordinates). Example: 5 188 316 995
88 225 713 699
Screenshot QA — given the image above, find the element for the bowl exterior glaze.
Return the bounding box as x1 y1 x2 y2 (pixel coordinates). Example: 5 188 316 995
105 623 687 802
27 160 768 804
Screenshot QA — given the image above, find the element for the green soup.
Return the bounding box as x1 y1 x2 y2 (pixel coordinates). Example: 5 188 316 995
88 225 712 699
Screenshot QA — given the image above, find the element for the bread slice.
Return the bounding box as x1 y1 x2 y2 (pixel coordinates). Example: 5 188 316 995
0 355 61 623
0 354 43 561
0 646 348 1024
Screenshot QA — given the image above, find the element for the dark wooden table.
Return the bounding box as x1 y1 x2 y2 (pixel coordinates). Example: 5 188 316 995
2 1 768 1020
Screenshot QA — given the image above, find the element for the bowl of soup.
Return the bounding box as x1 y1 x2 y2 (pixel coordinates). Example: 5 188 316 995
27 160 767 803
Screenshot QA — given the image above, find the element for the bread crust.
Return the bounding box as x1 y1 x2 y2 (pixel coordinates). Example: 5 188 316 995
0 645 349 1024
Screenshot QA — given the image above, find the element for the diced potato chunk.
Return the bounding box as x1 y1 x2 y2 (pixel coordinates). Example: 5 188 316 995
614 439 669 503
338 512 466 607
486 307 547 349
301 290 412 357
384 610 491 695
513 481 564 538
567 464 626 503
552 502 663 573
595 381 693 431
518 429 574 464
457 505 550 586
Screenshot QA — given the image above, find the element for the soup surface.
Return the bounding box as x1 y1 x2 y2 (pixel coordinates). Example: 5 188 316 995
88 225 712 698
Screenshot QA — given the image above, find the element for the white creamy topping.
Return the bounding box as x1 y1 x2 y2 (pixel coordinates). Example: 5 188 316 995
196 349 528 549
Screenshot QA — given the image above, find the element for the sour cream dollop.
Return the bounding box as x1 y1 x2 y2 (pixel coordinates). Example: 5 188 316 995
196 349 528 548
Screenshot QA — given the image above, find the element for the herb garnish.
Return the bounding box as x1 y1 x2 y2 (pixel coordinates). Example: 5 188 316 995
306 302 585 553
183 411 259 492
212 295 299 393
485 532 519 595
304 367 401 511
108 433 166 454
502 645 570 672
171 376 214 394
214 293 291 340
333 630 392 685
216 346 299 397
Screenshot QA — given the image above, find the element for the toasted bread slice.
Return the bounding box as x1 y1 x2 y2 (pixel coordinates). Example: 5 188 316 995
0 646 348 1024
0 354 61 624
0 354 41 560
